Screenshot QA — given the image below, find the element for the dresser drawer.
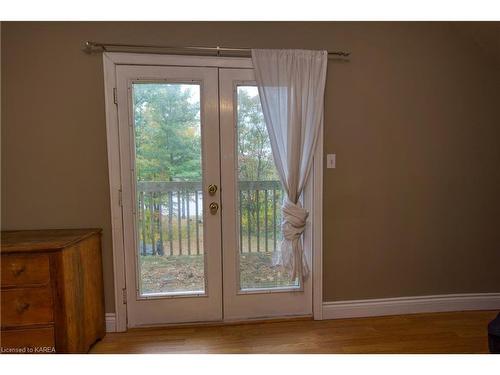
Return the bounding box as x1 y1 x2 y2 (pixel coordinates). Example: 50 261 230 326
1 254 50 287
1 327 55 353
1 287 53 328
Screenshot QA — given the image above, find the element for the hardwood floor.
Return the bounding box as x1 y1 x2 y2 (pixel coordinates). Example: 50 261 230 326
90 310 497 354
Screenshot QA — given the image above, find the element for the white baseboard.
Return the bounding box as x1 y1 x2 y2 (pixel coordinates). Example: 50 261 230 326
105 313 117 332
104 293 499 331
322 293 500 320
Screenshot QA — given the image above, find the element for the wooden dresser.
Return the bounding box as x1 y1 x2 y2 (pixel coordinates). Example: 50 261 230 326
1 229 105 353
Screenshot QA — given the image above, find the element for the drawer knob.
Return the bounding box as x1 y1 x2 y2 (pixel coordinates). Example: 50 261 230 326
16 302 30 314
12 265 27 277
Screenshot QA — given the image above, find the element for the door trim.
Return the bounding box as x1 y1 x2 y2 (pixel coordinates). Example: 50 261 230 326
103 52 324 331
103 53 127 332
312 115 324 320
104 52 253 69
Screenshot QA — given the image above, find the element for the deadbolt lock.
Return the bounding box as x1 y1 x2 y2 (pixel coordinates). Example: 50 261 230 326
209 202 219 214
208 184 218 195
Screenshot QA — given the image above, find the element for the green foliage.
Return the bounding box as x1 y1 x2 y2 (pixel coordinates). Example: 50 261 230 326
134 84 283 255
237 88 279 182
237 87 281 240
134 83 201 182
134 84 278 183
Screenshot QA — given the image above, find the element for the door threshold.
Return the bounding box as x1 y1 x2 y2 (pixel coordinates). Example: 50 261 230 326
128 315 313 331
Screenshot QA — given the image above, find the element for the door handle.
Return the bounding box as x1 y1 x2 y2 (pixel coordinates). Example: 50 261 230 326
209 202 219 215
208 184 218 195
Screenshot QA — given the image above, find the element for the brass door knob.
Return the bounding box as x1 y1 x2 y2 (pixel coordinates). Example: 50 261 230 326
208 184 217 195
209 202 219 214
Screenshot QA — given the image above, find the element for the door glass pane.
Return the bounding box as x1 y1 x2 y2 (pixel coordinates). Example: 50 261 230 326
236 86 299 290
133 83 205 297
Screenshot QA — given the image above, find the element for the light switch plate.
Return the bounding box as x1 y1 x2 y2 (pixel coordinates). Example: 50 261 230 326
327 154 336 169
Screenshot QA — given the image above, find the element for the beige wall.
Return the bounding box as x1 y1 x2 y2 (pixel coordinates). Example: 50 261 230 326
2 22 499 313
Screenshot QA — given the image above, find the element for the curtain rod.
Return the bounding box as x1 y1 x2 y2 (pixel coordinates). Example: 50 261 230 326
83 41 350 58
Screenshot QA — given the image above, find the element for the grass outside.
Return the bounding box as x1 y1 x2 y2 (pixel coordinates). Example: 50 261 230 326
139 253 297 295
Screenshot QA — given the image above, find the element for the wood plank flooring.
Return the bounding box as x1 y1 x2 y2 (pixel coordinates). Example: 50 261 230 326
90 310 497 354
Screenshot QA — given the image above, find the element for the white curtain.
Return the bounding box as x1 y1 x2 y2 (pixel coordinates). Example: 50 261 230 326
251 49 327 281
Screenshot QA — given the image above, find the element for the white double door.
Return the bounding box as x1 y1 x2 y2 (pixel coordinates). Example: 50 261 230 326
116 63 312 328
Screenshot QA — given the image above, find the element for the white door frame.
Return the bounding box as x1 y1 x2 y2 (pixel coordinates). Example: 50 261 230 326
103 52 324 331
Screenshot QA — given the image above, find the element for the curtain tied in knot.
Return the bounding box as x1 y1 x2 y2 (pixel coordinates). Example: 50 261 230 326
275 199 310 280
252 48 327 282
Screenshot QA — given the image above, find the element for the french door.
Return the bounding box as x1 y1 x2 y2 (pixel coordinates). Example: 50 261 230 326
219 68 312 321
115 62 312 328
